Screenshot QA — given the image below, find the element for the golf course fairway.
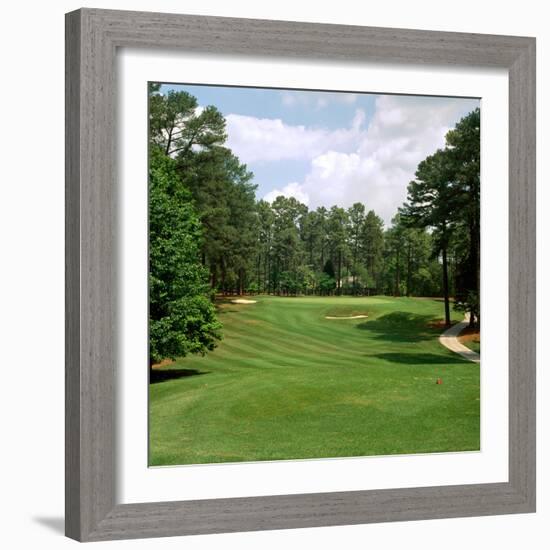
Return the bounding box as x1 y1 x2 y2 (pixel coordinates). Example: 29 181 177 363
149 296 480 466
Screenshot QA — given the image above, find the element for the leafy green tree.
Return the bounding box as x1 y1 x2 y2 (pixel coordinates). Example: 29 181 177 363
255 200 275 292
445 108 480 326
401 149 457 324
383 215 407 297
270 196 307 294
362 210 385 292
300 210 324 270
317 271 336 296
348 203 366 293
400 109 480 326
148 148 221 365
327 206 350 295
222 159 259 294
297 264 317 294
391 217 440 297
149 87 226 157
174 138 257 295
315 206 329 270
322 258 336 278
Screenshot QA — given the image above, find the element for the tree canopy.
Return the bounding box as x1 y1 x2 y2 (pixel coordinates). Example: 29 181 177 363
400 108 480 326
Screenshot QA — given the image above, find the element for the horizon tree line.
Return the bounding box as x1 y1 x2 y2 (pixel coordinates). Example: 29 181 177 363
148 83 480 364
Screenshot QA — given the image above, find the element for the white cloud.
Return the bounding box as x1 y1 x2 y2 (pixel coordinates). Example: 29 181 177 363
226 110 366 164
259 95 479 225
263 182 310 206
351 109 366 131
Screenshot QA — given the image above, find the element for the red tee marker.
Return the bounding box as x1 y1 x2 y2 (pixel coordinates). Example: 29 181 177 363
436 378 443 385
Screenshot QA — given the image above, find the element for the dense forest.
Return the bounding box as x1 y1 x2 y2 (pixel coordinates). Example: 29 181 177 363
148 83 480 364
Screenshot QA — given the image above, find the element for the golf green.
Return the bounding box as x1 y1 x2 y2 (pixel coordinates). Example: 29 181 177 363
149 296 480 466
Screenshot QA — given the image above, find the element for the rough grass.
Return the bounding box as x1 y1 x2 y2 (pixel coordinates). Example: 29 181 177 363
149 296 480 466
466 340 481 354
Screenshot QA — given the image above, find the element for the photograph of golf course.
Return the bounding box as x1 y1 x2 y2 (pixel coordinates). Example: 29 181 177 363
148 83 481 466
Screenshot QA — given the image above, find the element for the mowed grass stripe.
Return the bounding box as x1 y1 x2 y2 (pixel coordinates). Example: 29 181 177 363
218 305 459 361
149 296 479 465
217 322 465 369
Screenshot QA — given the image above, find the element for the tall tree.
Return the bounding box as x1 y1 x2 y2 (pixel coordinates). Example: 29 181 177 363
327 206 350 295
348 203 366 294
149 88 227 157
148 148 221 366
401 109 480 326
384 215 407 297
222 161 259 294
362 210 385 292
270 196 307 295
445 108 480 326
255 200 275 293
161 112 258 295
401 149 456 325
300 210 324 270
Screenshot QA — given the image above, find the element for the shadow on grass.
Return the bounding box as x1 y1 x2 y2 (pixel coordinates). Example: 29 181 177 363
356 312 438 343
215 299 241 315
372 352 468 365
217 308 240 315
150 368 209 384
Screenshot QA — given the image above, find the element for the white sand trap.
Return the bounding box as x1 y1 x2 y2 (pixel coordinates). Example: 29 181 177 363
231 298 257 304
325 314 368 320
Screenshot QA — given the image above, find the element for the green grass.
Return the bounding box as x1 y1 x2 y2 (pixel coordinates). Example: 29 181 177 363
464 339 481 354
149 296 480 466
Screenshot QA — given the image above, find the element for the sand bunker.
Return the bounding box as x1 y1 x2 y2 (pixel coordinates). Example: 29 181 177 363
325 314 368 320
231 298 257 304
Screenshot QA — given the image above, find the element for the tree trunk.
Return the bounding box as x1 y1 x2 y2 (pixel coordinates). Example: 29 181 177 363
220 260 226 295
353 243 358 296
210 265 217 293
338 251 342 295
164 125 174 155
469 212 480 329
256 254 261 292
442 246 451 327
406 242 412 297
239 268 244 296
265 256 270 294
394 249 400 297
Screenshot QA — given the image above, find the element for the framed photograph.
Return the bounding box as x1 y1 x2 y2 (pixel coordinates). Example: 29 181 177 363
65 8 536 542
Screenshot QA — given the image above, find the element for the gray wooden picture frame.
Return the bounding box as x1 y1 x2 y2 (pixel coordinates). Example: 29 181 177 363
65 8 536 542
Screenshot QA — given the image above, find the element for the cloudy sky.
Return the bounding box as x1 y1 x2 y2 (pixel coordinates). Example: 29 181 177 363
161 84 479 226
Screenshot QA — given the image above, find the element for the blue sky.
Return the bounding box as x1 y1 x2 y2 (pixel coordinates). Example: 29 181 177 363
161 83 479 226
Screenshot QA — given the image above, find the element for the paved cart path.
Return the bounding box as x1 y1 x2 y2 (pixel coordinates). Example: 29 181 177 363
439 315 480 363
